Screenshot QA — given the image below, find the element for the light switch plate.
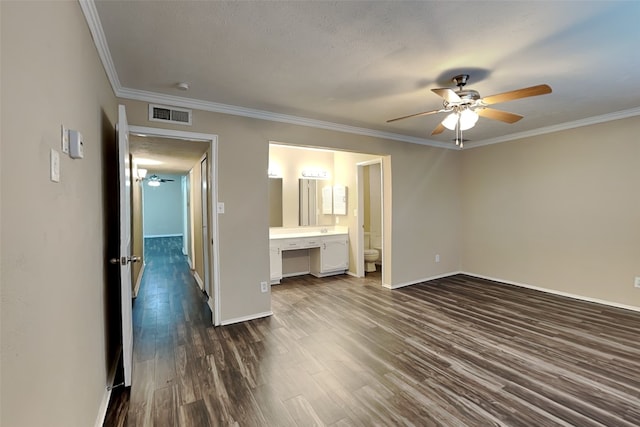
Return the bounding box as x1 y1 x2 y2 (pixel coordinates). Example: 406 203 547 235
635 277 640 288
217 202 225 214
50 148 60 182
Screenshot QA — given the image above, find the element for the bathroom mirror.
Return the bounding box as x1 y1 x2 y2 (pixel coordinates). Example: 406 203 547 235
268 178 283 227
298 179 317 226
298 179 336 226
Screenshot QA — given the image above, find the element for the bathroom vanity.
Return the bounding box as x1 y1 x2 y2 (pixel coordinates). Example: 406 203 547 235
269 227 349 284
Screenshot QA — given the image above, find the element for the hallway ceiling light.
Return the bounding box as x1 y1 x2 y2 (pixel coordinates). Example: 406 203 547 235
136 168 148 180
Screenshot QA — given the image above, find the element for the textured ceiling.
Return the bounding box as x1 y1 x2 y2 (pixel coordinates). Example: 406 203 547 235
94 1 640 148
130 135 208 174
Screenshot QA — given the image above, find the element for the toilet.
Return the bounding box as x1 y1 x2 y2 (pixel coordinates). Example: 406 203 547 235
364 232 380 272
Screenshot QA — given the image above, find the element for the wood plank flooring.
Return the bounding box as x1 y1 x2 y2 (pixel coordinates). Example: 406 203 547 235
105 238 640 426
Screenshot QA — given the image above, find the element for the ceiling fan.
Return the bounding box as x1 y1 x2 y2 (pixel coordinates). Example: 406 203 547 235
387 74 552 147
146 174 174 187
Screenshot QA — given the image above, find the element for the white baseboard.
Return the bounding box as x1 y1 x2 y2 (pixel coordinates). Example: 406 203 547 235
94 345 121 427
133 262 145 298
143 233 183 238
220 311 273 326
187 256 193 270
385 271 461 290
461 271 640 313
193 271 204 290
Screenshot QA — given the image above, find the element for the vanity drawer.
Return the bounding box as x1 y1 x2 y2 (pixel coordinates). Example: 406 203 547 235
299 237 321 248
277 237 323 250
280 238 304 250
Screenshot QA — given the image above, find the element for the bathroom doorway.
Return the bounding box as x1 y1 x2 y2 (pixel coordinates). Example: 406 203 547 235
357 159 384 283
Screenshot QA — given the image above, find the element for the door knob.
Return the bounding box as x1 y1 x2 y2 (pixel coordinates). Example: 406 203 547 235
109 256 141 265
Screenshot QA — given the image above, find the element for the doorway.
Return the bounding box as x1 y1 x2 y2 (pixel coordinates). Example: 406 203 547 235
129 125 220 325
357 159 384 284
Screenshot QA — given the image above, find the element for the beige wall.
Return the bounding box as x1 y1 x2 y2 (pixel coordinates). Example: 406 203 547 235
191 159 204 285
461 116 640 308
120 98 462 319
1 2 118 426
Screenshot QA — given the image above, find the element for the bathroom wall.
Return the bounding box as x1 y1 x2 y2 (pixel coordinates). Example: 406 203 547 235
142 174 185 237
364 163 382 241
332 151 387 279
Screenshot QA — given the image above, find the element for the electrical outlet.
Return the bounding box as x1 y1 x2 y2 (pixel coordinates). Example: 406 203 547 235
435 254 440 263
260 281 269 293
61 125 69 154
635 277 640 288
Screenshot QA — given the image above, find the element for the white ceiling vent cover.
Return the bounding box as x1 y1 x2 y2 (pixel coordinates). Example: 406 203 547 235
149 104 192 126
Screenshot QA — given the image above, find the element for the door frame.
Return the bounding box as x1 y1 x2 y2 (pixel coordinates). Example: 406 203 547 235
129 125 221 326
200 154 211 294
356 159 384 282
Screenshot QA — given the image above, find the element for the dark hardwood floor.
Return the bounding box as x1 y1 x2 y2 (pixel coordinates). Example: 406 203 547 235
105 238 640 426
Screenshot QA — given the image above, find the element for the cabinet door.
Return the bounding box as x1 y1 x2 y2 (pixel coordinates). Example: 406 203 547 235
321 238 349 272
269 245 282 282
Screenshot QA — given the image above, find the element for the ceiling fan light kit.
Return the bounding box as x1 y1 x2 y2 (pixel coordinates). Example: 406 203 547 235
144 174 175 187
387 74 552 148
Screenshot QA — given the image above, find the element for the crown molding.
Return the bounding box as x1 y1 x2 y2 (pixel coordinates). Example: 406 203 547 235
79 0 121 92
79 0 451 149
118 87 452 149
80 0 640 152
466 106 640 149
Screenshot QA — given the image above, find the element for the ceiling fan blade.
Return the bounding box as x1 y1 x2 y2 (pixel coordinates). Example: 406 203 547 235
476 107 523 124
386 109 444 123
482 84 552 105
431 88 462 103
431 123 446 135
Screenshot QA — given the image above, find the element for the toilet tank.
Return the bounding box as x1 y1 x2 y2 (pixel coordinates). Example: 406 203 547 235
370 232 382 250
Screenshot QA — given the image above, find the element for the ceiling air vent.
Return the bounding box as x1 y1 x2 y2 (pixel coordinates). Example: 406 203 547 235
148 104 192 125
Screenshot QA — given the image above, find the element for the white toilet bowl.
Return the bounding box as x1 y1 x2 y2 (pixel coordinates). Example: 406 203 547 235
364 249 379 272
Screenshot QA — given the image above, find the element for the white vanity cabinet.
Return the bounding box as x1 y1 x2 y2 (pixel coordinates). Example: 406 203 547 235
269 243 282 283
269 230 349 283
310 235 349 277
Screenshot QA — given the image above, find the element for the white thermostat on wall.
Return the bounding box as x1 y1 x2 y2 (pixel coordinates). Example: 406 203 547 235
68 129 84 159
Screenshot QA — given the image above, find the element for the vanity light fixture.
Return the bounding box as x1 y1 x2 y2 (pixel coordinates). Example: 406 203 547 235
268 166 282 178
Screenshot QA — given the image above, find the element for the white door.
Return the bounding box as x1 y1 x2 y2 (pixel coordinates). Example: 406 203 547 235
115 104 134 387
200 156 213 298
